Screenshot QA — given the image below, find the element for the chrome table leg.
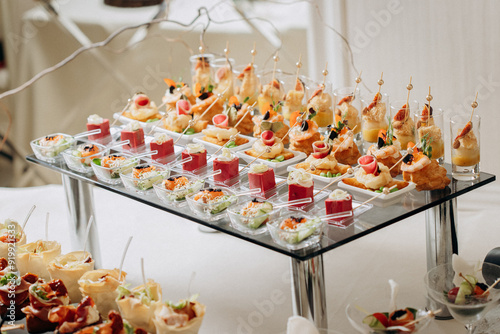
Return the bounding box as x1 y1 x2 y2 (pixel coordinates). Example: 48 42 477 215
290 255 327 329
62 175 102 268
425 192 458 319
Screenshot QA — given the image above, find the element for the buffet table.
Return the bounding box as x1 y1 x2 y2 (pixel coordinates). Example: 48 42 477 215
15 153 498 333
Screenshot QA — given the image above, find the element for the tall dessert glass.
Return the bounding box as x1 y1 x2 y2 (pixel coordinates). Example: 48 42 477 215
189 53 215 93
390 100 418 150
450 114 480 180
360 92 389 144
425 262 500 334
414 106 445 165
333 87 361 140
212 57 235 101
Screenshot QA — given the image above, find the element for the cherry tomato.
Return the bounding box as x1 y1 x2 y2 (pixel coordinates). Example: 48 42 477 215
447 287 460 303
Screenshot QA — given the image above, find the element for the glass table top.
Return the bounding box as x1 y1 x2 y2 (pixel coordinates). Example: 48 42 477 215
27 154 496 261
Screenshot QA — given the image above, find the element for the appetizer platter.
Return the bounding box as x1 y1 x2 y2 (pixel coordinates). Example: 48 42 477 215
22 40 498 333
26 42 495 260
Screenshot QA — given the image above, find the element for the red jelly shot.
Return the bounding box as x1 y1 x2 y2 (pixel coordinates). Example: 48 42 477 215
87 119 110 141
325 195 352 222
182 150 207 172
288 183 314 206
248 167 276 193
213 157 239 183
121 127 145 150
150 138 174 161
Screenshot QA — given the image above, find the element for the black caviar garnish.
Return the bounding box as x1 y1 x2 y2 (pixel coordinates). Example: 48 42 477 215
390 310 407 320
134 165 151 171
169 85 176 94
251 198 262 203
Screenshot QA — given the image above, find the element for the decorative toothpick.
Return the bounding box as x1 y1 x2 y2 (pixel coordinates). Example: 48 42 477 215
233 102 257 129
320 63 328 99
313 167 356 197
251 42 257 65
271 51 279 84
199 43 206 71
111 99 132 127
426 86 433 114
295 54 302 83
359 185 397 206
377 72 384 94
224 41 230 66
470 92 479 123
405 76 413 116
353 70 362 96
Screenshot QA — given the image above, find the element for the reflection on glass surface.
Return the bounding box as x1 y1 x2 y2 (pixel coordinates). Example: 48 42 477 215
26 155 495 261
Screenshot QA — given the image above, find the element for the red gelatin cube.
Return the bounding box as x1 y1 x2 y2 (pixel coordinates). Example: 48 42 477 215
150 139 174 160
213 158 239 182
87 119 110 140
182 150 207 172
325 196 353 221
288 184 314 206
121 128 145 149
248 169 276 193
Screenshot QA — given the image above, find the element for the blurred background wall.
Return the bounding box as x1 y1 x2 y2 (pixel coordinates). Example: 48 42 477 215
0 0 499 186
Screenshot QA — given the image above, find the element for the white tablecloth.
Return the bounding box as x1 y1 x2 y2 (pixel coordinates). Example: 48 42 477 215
1 179 500 333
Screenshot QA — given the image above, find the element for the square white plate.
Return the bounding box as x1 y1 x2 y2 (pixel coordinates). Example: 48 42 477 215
287 165 348 187
192 135 256 155
112 112 163 131
154 126 204 146
338 179 416 207
234 149 307 176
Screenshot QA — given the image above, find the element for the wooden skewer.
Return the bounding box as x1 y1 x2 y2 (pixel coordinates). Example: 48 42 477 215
481 277 500 295
251 42 257 66
320 62 328 99
1 324 25 331
331 125 358 156
389 141 422 172
358 184 397 206
211 131 240 157
405 76 413 118
294 54 302 83
147 113 167 135
238 149 270 174
352 70 362 96
173 87 229 145
271 51 279 84
199 44 206 72
233 101 257 129
111 99 132 126
377 72 384 95
399 309 441 329
224 41 230 67
313 167 357 197
469 91 479 123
